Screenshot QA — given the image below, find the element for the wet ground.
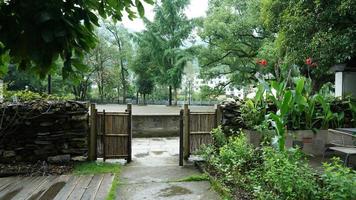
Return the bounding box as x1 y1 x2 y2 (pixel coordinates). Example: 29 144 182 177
116 137 220 200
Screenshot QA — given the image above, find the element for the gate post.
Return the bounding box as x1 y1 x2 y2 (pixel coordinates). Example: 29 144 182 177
179 109 184 166
102 109 106 162
89 103 97 161
127 103 132 163
183 104 190 160
216 104 223 127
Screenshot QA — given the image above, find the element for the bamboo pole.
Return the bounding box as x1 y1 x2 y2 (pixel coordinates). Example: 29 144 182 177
179 109 184 166
88 103 97 161
183 104 190 160
127 103 132 163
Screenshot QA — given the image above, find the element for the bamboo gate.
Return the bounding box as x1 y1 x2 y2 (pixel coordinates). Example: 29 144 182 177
179 104 222 166
87 103 221 166
88 104 132 162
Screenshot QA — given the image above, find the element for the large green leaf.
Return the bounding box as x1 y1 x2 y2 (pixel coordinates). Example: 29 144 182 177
136 0 145 17
295 77 305 94
280 90 293 116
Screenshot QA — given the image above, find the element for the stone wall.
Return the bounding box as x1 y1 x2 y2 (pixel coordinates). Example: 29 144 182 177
132 115 179 137
0 101 89 163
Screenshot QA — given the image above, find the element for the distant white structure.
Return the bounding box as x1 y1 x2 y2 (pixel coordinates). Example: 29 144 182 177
181 61 244 99
330 63 356 98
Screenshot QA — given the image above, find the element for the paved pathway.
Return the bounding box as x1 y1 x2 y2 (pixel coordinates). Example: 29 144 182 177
0 174 114 200
116 137 220 200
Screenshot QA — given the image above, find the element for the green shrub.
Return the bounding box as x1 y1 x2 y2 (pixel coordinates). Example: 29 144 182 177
211 126 227 149
321 157 356 200
202 132 257 185
251 147 321 200
202 130 356 200
218 134 254 173
4 90 72 102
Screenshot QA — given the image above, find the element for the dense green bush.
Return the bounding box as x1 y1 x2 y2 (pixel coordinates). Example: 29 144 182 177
202 128 356 200
3 90 73 102
250 147 321 200
321 158 356 200
203 128 259 185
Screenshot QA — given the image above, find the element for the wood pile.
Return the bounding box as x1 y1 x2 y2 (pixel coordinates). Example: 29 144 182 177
0 100 89 163
220 99 244 135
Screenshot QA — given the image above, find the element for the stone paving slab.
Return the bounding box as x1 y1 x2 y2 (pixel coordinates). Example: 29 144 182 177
117 181 220 200
120 165 201 184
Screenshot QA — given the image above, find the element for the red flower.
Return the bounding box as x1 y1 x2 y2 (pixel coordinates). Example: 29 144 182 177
256 59 268 67
260 59 267 66
305 57 312 65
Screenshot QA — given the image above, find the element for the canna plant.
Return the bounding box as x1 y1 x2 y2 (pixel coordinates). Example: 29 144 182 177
314 94 334 129
267 90 294 151
263 80 294 151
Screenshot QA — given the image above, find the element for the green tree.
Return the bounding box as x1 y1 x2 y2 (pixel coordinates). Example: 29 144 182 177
131 32 156 104
260 0 356 90
0 0 152 77
197 0 266 89
136 77 154 104
104 21 134 104
142 0 193 105
86 35 118 103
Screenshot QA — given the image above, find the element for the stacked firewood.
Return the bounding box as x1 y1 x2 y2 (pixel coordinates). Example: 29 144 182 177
220 99 245 135
0 100 89 163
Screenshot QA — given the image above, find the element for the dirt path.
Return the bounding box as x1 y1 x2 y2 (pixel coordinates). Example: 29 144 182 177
115 137 220 200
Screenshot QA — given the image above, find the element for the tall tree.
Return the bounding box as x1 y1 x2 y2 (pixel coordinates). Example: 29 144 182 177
143 0 193 105
197 0 266 89
104 21 134 104
131 32 156 105
85 36 117 103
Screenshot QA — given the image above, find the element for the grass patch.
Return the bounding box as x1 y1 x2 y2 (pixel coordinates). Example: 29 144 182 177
209 175 232 200
106 174 120 200
176 174 209 182
73 162 120 175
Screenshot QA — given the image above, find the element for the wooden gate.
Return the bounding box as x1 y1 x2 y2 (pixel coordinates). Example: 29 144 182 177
88 104 132 162
179 104 222 166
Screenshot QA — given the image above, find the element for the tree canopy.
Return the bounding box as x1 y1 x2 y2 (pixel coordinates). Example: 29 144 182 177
260 0 356 89
138 0 194 104
0 0 152 78
197 0 266 87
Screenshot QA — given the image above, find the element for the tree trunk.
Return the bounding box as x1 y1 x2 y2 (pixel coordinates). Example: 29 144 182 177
174 87 178 106
169 85 172 106
47 75 52 94
136 91 139 104
121 68 126 104
143 94 146 105
117 84 120 104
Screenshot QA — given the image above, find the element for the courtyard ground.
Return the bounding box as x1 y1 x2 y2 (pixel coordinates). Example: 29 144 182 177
115 137 220 200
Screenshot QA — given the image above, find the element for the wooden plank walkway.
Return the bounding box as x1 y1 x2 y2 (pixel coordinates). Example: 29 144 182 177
0 174 114 200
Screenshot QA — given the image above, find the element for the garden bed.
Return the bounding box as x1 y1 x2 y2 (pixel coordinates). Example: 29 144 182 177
199 128 356 200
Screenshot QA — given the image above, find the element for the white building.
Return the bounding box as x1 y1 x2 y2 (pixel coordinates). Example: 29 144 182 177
181 62 244 99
